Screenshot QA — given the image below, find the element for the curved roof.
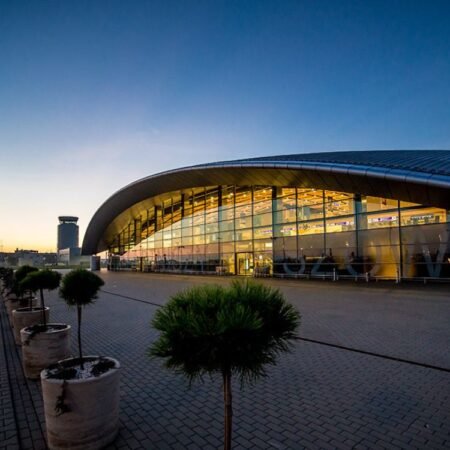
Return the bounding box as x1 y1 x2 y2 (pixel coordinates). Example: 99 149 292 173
230 150 450 176
82 150 450 255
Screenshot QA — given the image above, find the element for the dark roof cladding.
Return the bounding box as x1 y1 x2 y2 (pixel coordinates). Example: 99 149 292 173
226 150 450 176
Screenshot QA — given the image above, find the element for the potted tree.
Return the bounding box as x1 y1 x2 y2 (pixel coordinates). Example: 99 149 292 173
40 268 120 450
150 280 300 450
5 265 38 324
20 270 70 379
13 269 58 345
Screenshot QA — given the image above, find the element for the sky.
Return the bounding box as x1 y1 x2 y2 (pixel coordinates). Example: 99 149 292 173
1 0 450 252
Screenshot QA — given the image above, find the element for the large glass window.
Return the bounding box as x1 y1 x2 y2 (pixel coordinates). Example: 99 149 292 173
235 229 253 241
298 203 323 221
235 216 252 229
364 212 399 229
253 187 272 203
236 205 252 217
324 191 354 217
274 224 297 237
297 188 324 206
219 231 234 243
326 217 355 233
254 227 273 240
222 186 235 207
362 196 398 212
112 184 449 279
274 209 296 224
298 220 324 235
235 187 252 205
220 206 234 221
253 212 272 227
206 190 219 211
253 200 271 215
400 207 447 226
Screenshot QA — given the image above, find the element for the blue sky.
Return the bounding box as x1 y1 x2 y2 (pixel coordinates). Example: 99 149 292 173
1 0 449 251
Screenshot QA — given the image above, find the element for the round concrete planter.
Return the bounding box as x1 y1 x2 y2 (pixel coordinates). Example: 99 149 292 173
7 297 37 325
12 307 50 345
20 324 71 379
6 296 20 323
41 356 120 450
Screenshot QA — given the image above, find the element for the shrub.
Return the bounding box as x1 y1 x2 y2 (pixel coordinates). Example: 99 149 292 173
20 269 62 325
150 280 300 450
59 269 104 369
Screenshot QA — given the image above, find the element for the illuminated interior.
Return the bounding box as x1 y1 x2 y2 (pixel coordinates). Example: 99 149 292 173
106 185 450 279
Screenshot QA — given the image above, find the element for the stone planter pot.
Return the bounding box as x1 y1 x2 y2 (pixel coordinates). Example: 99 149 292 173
6 296 20 323
7 297 37 325
12 307 50 345
41 356 120 450
20 324 71 379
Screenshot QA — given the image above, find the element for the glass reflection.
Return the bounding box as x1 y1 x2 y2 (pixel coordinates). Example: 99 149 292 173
108 185 449 279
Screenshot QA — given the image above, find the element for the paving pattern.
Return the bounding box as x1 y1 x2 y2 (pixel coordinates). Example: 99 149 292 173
1 272 450 450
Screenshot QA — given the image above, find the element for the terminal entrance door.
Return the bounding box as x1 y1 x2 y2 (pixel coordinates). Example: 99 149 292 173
236 252 254 276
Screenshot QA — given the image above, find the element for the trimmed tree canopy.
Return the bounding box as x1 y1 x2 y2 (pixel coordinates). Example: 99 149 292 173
20 269 61 294
59 269 105 369
59 269 104 307
150 280 300 450
14 265 39 296
150 280 301 384
15 265 39 283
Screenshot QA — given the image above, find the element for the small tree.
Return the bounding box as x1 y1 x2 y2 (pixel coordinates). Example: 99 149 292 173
20 269 62 326
59 269 104 369
150 280 300 450
14 265 39 307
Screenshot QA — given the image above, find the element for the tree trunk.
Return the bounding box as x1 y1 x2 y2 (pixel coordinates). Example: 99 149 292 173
223 369 233 450
28 290 33 311
40 288 47 328
77 306 84 370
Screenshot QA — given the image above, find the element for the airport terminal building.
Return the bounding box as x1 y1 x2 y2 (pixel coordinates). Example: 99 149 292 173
82 151 450 280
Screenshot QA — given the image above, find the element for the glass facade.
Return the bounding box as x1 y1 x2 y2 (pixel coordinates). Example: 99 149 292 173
107 185 450 279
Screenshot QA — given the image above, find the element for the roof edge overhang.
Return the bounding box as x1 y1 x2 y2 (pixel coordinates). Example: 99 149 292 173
82 159 450 255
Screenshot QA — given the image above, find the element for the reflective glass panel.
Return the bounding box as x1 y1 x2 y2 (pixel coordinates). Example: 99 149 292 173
298 220 325 235
400 207 447 226
253 212 272 227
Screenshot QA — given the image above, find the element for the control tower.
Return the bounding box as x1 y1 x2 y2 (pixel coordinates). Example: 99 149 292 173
57 216 79 251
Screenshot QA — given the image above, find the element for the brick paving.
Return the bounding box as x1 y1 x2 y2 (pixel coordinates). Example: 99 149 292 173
0 301 46 450
1 272 450 449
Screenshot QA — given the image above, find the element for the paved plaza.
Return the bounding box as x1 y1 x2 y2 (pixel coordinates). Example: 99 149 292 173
1 272 450 450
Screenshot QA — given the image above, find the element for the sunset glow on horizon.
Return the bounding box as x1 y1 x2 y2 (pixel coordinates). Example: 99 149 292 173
1 0 450 253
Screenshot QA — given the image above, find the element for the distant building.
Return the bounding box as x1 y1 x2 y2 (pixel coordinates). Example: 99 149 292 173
56 216 89 265
0 249 57 267
57 216 79 251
